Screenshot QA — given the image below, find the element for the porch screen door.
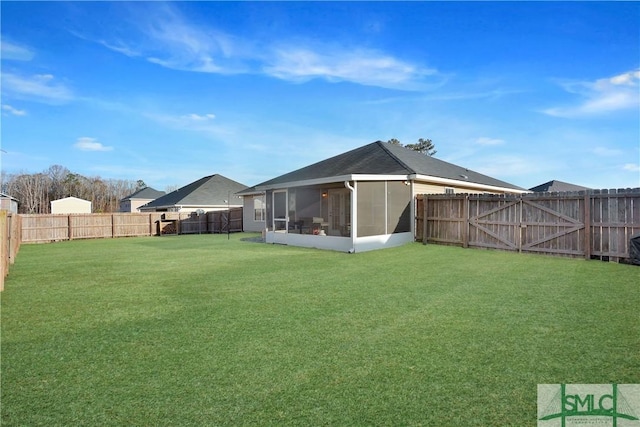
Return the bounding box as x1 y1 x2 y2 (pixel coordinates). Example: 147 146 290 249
328 188 350 236
273 190 288 232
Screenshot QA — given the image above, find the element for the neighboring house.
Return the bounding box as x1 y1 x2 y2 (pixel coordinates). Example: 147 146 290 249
51 196 91 214
529 180 591 192
239 140 526 252
0 193 19 213
139 174 248 213
119 187 166 212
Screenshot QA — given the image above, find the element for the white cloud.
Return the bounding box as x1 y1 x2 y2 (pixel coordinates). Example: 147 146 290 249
1 72 73 103
181 113 216 121
543 69 640 117
592 146 623 157
0 40 35 61
475 137 504 146
87 3 436 90
98 39 141 58
264 46 437 90
623 163 640 172
1 104 27 116
74 137 113 152
94 3 244 75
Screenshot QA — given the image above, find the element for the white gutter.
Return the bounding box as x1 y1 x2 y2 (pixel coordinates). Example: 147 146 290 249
344 181 356 253
255 174 409 191
409 174 528 194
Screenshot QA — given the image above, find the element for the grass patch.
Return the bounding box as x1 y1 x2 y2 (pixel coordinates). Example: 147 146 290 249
2 234 639 426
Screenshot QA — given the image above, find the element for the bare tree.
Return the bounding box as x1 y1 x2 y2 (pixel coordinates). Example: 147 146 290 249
2 165 142 213
47 165 70 201
8 172 50 213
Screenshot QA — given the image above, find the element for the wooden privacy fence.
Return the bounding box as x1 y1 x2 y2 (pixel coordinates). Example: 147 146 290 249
20 209 244 243
416 189 640 262
174 208 244 235
21 213 163 243
1 211 22 291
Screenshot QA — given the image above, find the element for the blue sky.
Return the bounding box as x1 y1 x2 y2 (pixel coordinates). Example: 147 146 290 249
1 1 639 191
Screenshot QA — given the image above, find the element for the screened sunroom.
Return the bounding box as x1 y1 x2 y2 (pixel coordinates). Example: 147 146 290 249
263 179 413 252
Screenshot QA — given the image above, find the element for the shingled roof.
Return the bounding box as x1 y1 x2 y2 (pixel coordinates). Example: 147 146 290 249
252 141 524 191
142 174 247 209
120 187 165 201
529 180 591 192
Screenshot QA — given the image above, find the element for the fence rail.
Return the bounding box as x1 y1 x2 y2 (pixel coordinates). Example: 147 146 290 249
416 189 640 262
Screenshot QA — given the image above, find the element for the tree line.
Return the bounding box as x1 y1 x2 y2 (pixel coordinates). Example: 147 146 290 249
1 165 146 214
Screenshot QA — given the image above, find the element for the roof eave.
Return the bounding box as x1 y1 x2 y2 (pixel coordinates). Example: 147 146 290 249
255 174 411 191
410 174 528 194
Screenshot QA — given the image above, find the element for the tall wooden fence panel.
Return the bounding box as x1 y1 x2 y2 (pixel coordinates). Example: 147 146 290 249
468 195 521 251
1 212 22 291
417 189 640 262
113 213 159 237
590 191 640 259
21 214 70 242
179 213 209 235
70 214 113 240
1 211 7 291
207 208 244 234
21 213 162 243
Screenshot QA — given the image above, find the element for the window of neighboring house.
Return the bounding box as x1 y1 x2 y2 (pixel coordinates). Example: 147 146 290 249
254 197 265 221
445 187 455 194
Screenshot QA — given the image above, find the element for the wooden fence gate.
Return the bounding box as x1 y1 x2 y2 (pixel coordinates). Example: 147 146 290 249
417 189 640 261
467 195 588 256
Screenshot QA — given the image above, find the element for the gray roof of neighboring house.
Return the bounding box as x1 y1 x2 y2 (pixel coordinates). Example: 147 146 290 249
121 187 166 201
0 192 19 202
142 174 248 208
249 141 525 191
529 180 591 192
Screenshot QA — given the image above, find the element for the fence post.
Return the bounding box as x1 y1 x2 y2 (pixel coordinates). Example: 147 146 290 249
1 210 7 291
68 215 73 240
422 195 428 245
584 193 591 260
462 195 469 248
518 196 523 253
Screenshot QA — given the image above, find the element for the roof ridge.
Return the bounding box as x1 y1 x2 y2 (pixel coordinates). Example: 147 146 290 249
375 141 414 174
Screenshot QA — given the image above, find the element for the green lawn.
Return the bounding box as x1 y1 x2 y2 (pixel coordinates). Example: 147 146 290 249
2 234 638 426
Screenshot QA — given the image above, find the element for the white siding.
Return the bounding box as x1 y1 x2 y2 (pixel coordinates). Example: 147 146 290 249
413 182 506 196
51 197 92 214
242 195 266 232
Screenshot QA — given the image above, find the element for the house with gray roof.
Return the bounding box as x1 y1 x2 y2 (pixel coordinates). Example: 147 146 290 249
139 174 247 213
239 140 526 252
529 180 591 193
119 187 166 212
0 193 19 214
